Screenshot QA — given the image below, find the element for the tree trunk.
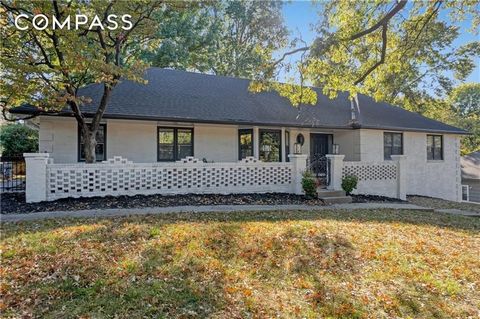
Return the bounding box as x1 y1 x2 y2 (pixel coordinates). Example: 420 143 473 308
82 127 97 163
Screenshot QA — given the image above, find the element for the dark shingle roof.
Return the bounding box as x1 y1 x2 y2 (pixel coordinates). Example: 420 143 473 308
461 151 480 180
11 68 467 134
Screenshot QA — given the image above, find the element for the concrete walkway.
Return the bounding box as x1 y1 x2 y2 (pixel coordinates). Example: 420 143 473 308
435 208 480 217
0 203 433 223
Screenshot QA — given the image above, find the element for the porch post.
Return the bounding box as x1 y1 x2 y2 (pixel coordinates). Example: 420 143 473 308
391 155 407 200
288 154 308 195
325 154 345 191
281 127 286 162
253 126 259 159
23 153 49 203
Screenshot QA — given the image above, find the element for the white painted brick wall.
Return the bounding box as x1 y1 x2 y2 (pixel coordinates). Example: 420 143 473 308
359 129 461 201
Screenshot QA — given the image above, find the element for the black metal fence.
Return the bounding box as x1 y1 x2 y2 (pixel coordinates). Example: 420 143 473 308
0 156 26 193
307 155 330 187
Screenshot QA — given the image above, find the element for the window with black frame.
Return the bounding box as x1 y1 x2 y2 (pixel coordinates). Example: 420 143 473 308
384 132 403 160
238 129 253 159
285 131 290 162
158 127 193 161
427 135 443 160
259 129 281 162
79 124 106 161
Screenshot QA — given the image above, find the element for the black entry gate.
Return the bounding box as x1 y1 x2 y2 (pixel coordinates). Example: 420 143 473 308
0 156 26 193
308 133 333 187
308 154 330 186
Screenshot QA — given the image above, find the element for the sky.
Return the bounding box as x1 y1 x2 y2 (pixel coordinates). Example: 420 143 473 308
279 1 480 86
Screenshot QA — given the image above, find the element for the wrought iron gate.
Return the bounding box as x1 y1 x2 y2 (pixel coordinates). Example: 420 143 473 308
0 156 26 193
307 155 330 186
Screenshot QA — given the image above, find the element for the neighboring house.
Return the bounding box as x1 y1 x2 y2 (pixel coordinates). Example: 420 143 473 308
461 151 480 202
11 68 466 201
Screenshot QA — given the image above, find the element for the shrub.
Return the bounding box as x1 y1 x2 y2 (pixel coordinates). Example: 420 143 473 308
0 124 38 157
301 170 317 198
341 175 358 195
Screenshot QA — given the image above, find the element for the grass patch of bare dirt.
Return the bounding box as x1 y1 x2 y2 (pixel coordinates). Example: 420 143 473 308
1 209 479 318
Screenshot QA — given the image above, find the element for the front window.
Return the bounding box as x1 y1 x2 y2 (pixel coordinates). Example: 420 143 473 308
427 135 443 160
79 124 106 161
285 131 290 162
384 132 403 160
259 129 281 162
158 127 193 161
238 129 253 159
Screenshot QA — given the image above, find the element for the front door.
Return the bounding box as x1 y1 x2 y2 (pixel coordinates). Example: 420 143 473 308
309 134 333 184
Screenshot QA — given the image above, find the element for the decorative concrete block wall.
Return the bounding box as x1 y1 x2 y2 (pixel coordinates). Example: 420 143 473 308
328 155 407 200
24 155 304 202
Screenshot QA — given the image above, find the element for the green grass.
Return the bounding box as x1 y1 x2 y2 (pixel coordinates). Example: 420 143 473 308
1 209 479 318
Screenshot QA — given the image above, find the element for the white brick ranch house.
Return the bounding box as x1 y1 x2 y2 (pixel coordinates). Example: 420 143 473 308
12 68 466 202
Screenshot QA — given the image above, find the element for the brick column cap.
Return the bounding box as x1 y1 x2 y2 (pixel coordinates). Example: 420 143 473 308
24 153 49 158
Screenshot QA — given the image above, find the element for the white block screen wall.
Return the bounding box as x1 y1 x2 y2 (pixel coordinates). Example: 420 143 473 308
44 156 293 201
342 161 399 199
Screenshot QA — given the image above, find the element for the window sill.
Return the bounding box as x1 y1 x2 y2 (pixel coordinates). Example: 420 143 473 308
427 160 444 163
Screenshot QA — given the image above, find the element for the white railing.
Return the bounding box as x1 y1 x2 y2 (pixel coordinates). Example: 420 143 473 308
30 156 294 201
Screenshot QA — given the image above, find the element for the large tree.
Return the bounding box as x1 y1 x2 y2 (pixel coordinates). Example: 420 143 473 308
0 1 184 162
256 0 479 108
145 0 288 78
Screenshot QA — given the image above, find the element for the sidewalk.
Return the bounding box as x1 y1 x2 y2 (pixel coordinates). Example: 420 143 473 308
1 203 434 222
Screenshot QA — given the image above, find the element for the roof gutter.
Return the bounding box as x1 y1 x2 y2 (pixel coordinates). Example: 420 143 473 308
10 108 469 135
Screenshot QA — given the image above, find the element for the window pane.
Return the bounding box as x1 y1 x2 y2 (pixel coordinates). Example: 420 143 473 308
433 136 442 160
427 136 434 160
427 135 442 160
177 145 193 159
159 129 174 144
384 134 392 147
96 126 105 143
95 144 104 161
79 124 106 161
177 129 193 160
158 128 175 160
159 145 174 160
393 134 402 148
239 129 253 159
285 131 290 162
384 146 392 160
384 133 402 159
177 129 192 144
434 136 442 160
259 130 281 162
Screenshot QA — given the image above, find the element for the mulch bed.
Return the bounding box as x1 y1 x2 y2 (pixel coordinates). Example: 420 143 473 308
351 194 405 203
1 192 326 214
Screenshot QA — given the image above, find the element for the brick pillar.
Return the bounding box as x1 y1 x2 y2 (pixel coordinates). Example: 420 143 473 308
288 154 307 194
24 153 49 203
391 155 407 200
326 154 345 191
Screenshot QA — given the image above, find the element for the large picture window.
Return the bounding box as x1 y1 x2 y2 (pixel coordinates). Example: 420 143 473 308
79 124 106 162
427 135 443 160
158 127 193 161
238 129 253 159
384 132 403 160
259 129 281 162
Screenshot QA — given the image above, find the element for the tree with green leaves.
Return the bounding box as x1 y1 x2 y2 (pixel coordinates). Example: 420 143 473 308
449 83 480 154
0 1 183 163
0 123 38 157
256 0 479 109
146 0 288 78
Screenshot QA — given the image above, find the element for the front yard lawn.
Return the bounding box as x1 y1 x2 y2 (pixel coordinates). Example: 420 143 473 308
1 209 479 318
